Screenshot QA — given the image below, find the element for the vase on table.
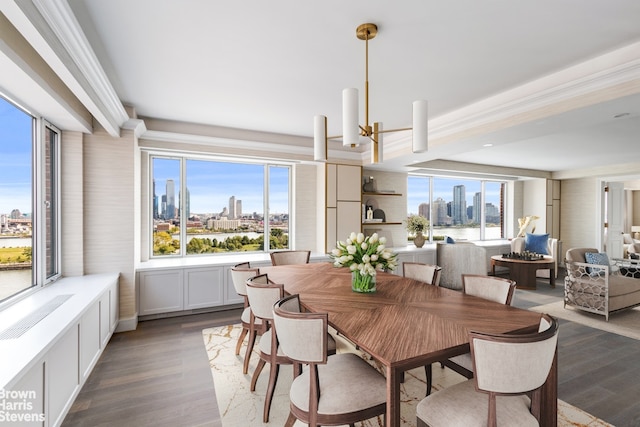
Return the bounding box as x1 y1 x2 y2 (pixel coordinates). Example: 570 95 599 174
414 231 425 248
351 271 376 293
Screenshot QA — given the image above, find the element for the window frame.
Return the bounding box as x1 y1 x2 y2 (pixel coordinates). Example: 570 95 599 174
0 96 61 307
407 174 507 243
148 153 292 258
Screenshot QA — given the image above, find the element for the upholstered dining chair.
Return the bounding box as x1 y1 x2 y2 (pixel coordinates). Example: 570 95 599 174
273 294 387 427
403 262 442 286
426 274 517 396
270 250 311 266
230 262 264 374
245 275 297 422
416 314 559 427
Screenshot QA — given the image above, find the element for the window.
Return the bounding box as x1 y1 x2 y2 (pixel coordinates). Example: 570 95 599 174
407 175 505 242
151 155 291 257
0 96 60 303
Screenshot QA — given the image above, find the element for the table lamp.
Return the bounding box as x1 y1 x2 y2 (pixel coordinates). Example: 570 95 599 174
632 225 640 240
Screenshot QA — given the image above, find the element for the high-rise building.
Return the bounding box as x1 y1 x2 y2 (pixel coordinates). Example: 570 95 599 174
432 197 449 226
452 185 466 225
472 192 482 223
229 196 236 219
166 179 175 219
236 199 242 218
418 203 430 220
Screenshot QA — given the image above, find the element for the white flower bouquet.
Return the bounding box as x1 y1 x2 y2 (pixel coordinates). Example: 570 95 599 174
330 232 398 292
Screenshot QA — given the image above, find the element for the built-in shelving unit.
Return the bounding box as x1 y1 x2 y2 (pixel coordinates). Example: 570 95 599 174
362 191 403 225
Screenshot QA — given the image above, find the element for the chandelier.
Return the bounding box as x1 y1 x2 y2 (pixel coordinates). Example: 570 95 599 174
314 23 428 163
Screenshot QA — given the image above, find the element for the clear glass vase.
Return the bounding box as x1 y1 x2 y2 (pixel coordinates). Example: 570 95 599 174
351 271 376 293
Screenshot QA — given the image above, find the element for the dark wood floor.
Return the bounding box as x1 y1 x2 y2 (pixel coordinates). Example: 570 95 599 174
62 271 640 427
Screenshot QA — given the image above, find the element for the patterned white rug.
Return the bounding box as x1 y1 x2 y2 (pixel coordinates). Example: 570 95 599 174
203 324 612 427
531 301 640 340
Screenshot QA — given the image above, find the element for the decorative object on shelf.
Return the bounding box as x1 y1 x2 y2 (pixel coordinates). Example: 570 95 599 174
313 23 428 164
330 232 398 293
516 215 540 238
406 214 429 248
363 176 377 192
366 206 374 220
372 208 386 222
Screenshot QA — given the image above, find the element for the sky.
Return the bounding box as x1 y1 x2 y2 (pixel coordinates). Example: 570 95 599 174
0 97 32 216
153 158 290 215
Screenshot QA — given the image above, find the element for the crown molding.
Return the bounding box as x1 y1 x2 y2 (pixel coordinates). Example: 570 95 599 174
4 0 128 137
429 42 640 141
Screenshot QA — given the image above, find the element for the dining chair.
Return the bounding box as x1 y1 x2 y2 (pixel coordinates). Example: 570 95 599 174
403 262 442 285
416 314 559 427
273 294 387 427
270 250 311 266
245 275 298 422
230 262 265 373
426 274 516 395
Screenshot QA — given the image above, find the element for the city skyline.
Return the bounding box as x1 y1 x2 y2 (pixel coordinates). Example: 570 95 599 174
407 176 502 216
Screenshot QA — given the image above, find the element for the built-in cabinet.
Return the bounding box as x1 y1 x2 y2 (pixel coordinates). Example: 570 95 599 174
393 249 437 276
138 260 271 318
325 163 362 253
1 274 119 427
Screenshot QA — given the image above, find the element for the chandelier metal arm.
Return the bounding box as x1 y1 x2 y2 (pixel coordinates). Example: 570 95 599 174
312 22 428 163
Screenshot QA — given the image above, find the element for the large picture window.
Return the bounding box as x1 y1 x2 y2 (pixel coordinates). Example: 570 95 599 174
407 175 505 243
151 155 291 257
0 96 60 303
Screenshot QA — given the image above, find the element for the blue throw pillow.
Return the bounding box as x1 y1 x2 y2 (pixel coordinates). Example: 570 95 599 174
524 233 549 255
585 252 610 276
445 236 455 244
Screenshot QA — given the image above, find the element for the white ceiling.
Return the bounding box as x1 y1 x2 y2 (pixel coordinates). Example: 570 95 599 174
19 1 640 175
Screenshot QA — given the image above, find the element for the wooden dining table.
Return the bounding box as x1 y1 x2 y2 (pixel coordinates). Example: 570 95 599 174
260 262 557 427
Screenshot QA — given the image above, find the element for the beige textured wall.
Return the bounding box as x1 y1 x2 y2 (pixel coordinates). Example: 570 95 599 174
61 131 84 276
293 163 321 252
82 123 137 323
560 177 601 253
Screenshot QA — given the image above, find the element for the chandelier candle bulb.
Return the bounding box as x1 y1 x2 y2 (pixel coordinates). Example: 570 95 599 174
313 115 327 161
413 100 428 153
343 88 360 146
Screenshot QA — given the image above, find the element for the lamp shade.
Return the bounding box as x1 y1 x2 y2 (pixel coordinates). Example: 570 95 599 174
412 100 428 153
313 115 327 161
342 88 360 146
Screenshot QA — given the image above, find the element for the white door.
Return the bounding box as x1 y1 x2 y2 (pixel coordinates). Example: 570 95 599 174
606 182 624 259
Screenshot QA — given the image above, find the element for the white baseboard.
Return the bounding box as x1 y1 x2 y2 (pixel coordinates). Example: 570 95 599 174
115 313 138 332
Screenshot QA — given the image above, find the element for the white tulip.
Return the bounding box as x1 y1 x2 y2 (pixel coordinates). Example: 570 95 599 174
347 245 357 254
356 232 365 244
379 236 387 244
349 232 357 242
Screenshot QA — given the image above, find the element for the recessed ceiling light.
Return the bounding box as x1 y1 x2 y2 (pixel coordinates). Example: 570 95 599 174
483 143 493 147
614 113 630 118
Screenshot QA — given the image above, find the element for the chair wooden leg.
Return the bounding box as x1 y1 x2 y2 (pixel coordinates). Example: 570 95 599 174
235 326 248 355
425 363 433 396
284 412 297 427
243 328 257 374
250 358 266 391
263 362 280 422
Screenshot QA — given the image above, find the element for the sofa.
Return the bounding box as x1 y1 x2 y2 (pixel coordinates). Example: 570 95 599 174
510 235 559 279
436 242 487 290
564 247 640 321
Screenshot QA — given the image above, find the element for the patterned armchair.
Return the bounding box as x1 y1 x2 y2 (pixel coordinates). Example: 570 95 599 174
564 248 640 321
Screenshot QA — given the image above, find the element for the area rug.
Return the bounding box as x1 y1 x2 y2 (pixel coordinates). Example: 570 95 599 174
530 301 640 340
203 324 612 427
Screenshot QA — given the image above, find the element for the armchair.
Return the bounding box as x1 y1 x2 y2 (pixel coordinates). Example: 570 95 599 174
564 248 640 321
510 235 559 279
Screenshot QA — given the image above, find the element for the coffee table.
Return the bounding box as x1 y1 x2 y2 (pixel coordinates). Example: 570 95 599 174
491 254 555 290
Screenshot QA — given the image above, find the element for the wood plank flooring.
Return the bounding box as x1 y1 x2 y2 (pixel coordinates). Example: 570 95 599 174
62 271 640 427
